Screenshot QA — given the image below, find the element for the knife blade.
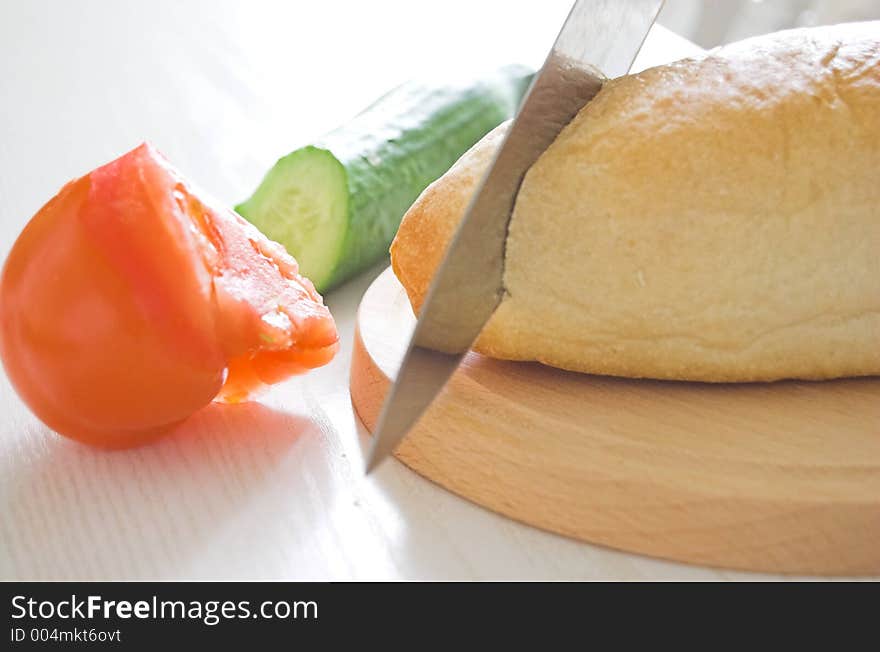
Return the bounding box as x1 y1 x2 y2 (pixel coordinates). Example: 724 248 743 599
366 0 665 472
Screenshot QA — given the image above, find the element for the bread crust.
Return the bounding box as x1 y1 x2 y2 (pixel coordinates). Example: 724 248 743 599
391 22 880 382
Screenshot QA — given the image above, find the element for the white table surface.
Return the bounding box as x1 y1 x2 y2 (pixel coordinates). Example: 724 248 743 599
0 0 791 581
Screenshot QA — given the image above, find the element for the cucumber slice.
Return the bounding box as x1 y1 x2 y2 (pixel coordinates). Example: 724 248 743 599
237 147 348 292
236 65 534 292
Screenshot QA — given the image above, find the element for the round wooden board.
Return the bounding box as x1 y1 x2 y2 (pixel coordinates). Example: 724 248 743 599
350 268 880 575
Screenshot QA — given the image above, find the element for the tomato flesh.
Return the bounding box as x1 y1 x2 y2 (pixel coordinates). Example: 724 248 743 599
0 144 338 447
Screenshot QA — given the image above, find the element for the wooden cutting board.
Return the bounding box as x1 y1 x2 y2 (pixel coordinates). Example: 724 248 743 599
350 268 880 575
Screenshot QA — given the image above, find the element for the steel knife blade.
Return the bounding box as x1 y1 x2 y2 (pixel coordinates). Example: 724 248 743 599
366 0 665 472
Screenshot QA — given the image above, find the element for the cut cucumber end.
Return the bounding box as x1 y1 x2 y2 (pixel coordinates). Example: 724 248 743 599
236 146 349 293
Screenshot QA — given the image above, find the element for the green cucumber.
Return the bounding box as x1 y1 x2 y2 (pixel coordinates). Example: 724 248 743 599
235 65 533 292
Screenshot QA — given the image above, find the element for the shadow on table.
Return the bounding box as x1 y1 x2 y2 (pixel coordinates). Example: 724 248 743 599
2 401 317 580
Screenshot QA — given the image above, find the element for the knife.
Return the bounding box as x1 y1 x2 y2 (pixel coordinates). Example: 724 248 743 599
365 0 665 472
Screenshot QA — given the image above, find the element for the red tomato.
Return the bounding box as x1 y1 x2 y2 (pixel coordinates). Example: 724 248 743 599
0 144 338 447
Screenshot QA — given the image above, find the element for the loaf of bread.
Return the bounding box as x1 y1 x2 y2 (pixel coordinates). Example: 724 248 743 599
391 22 880 382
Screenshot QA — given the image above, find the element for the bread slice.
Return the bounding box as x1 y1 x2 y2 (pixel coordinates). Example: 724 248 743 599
391 22 880 382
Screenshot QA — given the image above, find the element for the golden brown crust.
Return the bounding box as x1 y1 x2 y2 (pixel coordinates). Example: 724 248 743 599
391 23 880 382
390 123 509 315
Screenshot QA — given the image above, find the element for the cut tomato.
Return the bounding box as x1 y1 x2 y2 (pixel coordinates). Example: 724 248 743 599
0 144 338 447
